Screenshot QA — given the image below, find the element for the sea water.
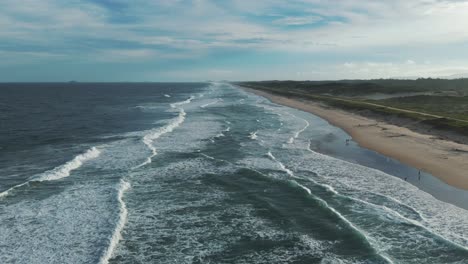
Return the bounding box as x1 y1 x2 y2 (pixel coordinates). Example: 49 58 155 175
0 82 467 263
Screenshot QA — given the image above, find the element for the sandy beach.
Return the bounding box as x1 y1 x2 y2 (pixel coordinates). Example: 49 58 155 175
244 87 468 190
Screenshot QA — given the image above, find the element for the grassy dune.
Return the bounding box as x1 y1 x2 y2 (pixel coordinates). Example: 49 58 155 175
239 80 468 137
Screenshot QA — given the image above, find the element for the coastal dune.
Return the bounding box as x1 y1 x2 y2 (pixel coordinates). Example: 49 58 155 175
245 88 468 190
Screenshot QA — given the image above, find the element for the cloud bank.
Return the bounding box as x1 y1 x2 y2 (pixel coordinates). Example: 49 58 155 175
1 0 468 81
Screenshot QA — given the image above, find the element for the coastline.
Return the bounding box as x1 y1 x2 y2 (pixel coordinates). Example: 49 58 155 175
243 87 468 191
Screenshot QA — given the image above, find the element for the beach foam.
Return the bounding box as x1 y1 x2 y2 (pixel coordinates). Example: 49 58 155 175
200 98 222 108
37 147 100 181
266 150 393 263
0 147 100 198
284 112 310 144
136 96 194 168
99 179 131 264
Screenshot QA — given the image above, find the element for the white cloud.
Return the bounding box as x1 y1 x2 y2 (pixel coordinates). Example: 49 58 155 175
2 0 468 80
273 16 322 26
343 62 356 68
95 49 158 62
337 60 468 79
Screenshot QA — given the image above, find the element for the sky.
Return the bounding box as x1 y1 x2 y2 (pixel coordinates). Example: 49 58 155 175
1 0 468 81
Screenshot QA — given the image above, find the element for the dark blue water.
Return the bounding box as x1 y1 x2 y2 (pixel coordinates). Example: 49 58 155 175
0 83 467 263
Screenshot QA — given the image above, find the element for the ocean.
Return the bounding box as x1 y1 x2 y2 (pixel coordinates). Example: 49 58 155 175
0 82 467 263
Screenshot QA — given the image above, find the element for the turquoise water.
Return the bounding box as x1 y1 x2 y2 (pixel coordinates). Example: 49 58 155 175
0 82 467 263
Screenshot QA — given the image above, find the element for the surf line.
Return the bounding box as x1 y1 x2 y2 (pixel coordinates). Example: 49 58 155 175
0 147 101 199
284 112 310 144
200 98 222 108
266 150 394 264
303 144 468 257
304 141 465 246
99 179 131 264
134 96 194 169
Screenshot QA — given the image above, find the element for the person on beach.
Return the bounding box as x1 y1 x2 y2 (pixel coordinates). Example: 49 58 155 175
418 170 421 181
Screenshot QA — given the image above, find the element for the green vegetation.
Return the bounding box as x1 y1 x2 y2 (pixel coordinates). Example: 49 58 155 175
238 79 468 136
375 95 468 121
241 78 468 96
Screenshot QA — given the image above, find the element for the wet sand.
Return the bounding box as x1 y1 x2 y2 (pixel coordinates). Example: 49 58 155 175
244 87 468 191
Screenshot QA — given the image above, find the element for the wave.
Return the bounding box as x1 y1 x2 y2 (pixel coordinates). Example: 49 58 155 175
214 132 225 138
164 94 171 98
285 112 310 144
308 188 395 264
294 164 445 247
267 151 293 177
200 98 222 108
249 131 258 140
136 97 194 168
37 147 101 181
170 96 195 108
302 141 468 252
99 179 131 264
0 147 100 199
0 182 29 199
266 150 393 263
346 193 468 251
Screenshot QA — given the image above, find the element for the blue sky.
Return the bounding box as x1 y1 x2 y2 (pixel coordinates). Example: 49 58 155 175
1 0 468 81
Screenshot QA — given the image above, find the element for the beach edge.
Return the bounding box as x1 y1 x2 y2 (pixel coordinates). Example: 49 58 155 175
240 86 468 191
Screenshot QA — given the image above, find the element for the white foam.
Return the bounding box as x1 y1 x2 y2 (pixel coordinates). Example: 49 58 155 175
300 141 468 249
170 96 195 108
164 94 171 98
200 153 216 160
312 194 395 264
99 179 130 264
304 177 339 195
136 96 194 168
240 84 468 258
267 151 293 177
200 98 222 108
266 150 393 263
214 132 225 138
37 147 101 181
292 180 312 195
0 182 28 199
286 112 310 144
0 147 100 199
137 110 186 167
346 194 468 251
249 131 258 140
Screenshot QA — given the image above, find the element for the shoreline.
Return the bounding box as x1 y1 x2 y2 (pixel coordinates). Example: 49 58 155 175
243 87 468 191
